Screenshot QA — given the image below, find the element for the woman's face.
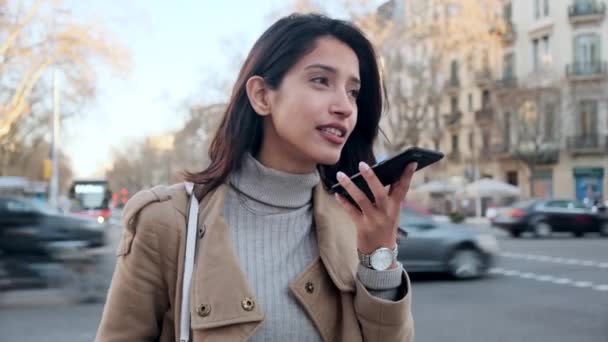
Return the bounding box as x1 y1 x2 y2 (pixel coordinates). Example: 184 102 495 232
257 36 360 173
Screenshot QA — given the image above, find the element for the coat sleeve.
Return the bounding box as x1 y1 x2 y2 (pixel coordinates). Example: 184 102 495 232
96 191 171 342
354 269 415 342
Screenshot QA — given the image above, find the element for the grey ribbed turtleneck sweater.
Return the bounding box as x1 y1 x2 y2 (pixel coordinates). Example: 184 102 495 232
224 154 404 341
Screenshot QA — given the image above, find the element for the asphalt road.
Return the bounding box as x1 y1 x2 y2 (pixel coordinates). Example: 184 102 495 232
1 227 606 342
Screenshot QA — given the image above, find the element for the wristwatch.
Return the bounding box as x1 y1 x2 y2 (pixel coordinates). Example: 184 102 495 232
358 245 398 271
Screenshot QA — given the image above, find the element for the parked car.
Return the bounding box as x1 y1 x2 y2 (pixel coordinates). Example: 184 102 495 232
397 207 499 279
0 196 106 256
492 198 608 238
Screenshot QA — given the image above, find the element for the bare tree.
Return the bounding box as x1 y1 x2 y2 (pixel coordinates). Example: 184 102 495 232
496 84 561 197
0 0 130 175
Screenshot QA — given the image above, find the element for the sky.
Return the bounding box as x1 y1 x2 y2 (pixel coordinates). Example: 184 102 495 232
62 0 295 177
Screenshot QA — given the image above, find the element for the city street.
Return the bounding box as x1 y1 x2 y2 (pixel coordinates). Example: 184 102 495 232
1 228 607 342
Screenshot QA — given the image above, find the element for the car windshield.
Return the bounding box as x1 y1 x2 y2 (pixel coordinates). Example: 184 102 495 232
400 208 435 229
28 199 60 215
512 199 538 209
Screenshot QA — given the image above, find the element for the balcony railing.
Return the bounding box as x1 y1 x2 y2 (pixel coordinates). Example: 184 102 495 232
569 1 606 23
566 61 607 80
444 77 460 94
566 134 608 154
495 75 518 88
444 111 463 126
475 69 493 87
475 106 494 122
501 21 516 44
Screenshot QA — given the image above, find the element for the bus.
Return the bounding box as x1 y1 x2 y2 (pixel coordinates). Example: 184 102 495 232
68 180 112 224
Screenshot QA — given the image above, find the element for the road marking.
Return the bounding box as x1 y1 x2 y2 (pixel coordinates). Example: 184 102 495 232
500 252 606 269
490 267 607 293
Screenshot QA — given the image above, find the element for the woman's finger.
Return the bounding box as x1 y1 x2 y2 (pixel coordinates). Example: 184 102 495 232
358 162 389 209
389 162 417 202
334 193 363 222
336 171 376 214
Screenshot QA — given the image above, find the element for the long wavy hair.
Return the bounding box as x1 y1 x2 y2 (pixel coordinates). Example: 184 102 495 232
185 13 386 198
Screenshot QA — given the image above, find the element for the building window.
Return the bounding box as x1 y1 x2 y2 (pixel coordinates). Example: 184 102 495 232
544 103 555 140
574 33 601 74
534 0 550 19
450 96 459 113
468 93 473 111
504 112 512 146
533 38 540 70
542 35 551 65
482 90 491 108
503 53 515 79
450 59 459 85
452 134 459 152
482 131 490 149
503 2 512 20
578 100 598 136
468 132 475 150
506 171 518 186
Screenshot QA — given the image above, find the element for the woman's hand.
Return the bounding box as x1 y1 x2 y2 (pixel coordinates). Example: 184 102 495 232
334 161 417 257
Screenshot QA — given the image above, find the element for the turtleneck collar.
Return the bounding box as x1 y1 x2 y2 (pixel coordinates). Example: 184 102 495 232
229 153 321 209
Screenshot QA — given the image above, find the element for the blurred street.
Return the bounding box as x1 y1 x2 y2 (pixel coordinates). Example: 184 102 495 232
1 219 606 342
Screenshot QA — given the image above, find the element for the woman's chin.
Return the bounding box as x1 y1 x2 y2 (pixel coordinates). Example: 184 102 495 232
311 149 342 166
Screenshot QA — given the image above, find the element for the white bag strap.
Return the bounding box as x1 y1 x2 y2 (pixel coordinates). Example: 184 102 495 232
180 181 199 342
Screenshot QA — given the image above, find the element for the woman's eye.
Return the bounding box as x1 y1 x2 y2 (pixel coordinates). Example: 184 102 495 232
311 77 329 86
348 89 360 99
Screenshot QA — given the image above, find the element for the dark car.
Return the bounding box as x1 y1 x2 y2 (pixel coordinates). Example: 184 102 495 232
397 208 499 279
0 196 106 256
493 198 608 238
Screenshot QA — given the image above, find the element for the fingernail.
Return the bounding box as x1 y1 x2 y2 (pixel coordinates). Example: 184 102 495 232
359 162 370 172
337 172 347 180
410 162 418 171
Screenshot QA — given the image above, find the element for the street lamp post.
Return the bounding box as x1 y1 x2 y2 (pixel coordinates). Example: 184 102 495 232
49 68 60 209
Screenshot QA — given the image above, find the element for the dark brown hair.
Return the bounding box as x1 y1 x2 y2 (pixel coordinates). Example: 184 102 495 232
185 13 386 198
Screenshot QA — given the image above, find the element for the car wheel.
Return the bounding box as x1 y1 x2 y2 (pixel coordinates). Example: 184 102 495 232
447 248 485 280
573 231 584 238
510 230 521 238
533 222 552 238
600 222 608 237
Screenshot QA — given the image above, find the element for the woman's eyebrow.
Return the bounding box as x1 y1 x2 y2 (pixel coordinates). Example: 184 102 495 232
304 63 360 85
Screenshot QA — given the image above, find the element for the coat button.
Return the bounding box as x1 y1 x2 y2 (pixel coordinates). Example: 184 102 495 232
305 282 315 294
241 297 255 311
197 304 211 317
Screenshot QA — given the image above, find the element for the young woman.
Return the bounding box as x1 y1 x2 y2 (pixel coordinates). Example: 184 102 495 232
97 13 415 342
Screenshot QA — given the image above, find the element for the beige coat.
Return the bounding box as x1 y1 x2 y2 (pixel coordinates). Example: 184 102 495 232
96 182 414 342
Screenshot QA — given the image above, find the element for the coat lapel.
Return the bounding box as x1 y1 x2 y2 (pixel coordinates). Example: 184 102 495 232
189 184 264 337
312 184 359 292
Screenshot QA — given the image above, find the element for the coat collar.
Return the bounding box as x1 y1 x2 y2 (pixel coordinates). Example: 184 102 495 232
168 181 358 292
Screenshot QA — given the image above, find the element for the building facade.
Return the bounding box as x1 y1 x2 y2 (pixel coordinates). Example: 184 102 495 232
420 0 608 203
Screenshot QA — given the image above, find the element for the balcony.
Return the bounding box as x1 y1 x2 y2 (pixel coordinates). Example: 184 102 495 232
566 134 608 155
569 1 606 24
443 110 463 127
475 106 494 123
501 21 516 45
566 61 608 81
495 75 518 90
491 143 512 158
444 77 460 94
475 69 493 87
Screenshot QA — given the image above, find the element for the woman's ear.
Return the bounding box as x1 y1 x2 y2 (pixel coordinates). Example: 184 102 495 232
245 76 271 116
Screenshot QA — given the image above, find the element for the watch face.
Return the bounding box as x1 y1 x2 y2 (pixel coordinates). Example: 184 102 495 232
370 249 393 271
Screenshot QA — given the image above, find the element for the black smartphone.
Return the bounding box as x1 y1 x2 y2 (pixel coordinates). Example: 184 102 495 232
330 147 444 206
